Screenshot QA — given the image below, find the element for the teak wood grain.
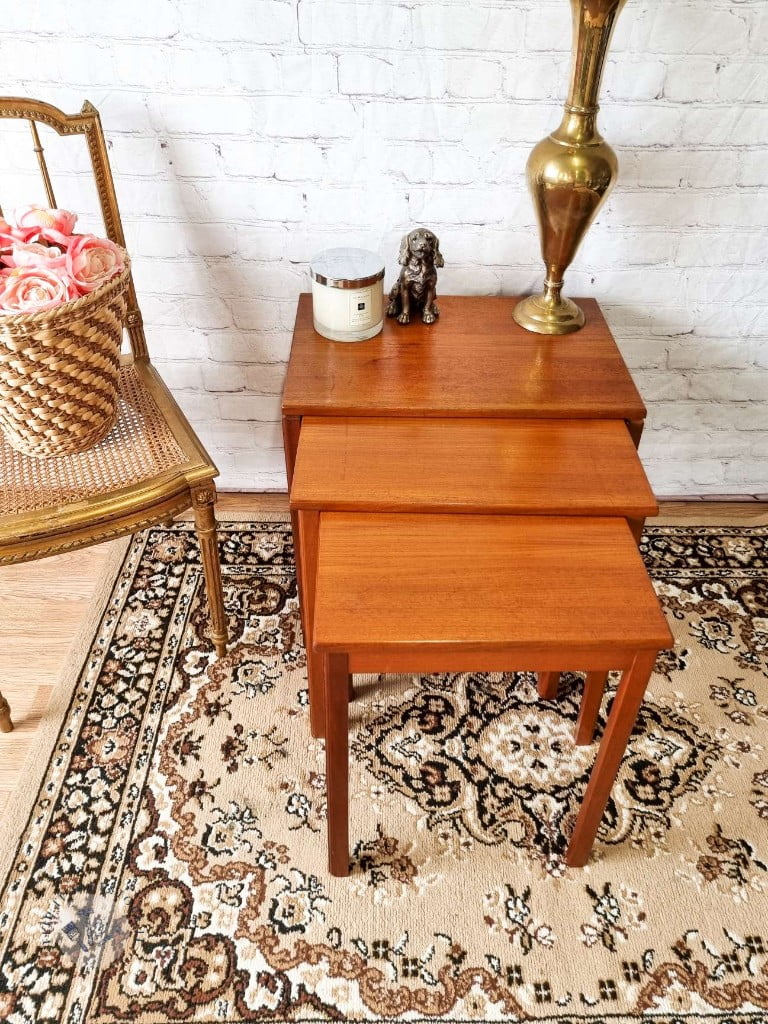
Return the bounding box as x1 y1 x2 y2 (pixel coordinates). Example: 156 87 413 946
282 294 646 423
313 514 672 656
291 417 657 517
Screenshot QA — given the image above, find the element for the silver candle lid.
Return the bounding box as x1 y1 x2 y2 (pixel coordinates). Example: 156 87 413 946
309 247 385 289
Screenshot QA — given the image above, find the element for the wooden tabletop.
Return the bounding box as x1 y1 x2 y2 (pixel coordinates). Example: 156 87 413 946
313 514 672 654
291 417 657 518
282 295 645 421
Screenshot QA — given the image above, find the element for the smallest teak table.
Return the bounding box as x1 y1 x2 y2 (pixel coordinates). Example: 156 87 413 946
312 513 672 875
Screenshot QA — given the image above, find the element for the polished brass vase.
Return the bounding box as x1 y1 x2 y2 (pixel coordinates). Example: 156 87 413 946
514 0 629 335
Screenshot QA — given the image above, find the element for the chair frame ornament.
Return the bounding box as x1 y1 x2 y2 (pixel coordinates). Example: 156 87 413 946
0 98 229 732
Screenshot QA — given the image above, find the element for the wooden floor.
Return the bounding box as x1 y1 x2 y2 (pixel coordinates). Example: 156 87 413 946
0 496 765 814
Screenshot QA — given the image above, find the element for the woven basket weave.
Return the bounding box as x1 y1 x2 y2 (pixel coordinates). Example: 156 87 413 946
0 256 130 458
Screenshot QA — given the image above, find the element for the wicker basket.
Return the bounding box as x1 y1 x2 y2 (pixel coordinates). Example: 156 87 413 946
0 256 130 458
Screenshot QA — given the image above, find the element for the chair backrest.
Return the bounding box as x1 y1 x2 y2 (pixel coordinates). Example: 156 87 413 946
0 97 147 359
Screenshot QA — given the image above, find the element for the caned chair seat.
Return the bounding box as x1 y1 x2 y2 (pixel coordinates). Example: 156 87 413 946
1 364 186 518
0 97 229 735
0 359 222 565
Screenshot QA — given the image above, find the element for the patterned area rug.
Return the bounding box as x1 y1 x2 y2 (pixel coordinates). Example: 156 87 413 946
0 515 766 1024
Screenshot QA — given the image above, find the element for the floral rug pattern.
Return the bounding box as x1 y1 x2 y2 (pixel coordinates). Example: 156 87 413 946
0 519 766 1023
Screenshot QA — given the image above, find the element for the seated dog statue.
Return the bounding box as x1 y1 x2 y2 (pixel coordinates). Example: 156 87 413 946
387 228 444 325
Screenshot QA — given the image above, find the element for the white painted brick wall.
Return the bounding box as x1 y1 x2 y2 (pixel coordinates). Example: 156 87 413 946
1 0 766 494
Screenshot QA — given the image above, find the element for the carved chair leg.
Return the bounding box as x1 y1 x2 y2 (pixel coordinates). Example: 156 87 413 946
0 690 13 733
192 485 228 658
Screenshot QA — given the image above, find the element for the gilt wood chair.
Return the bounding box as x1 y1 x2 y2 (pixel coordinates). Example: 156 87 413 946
0 97 228 734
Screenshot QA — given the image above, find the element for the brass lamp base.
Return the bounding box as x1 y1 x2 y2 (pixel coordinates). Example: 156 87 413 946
513 290 585 336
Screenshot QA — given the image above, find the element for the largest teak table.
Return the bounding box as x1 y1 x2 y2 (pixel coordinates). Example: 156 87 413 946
282 294 646 481
283 293 647 635
282 292 651 589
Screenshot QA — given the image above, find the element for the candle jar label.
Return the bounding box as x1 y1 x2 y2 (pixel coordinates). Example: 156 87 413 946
349 287 376 328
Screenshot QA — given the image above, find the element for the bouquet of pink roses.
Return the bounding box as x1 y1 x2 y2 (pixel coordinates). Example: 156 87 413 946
0 205 125 314
0 205 130 457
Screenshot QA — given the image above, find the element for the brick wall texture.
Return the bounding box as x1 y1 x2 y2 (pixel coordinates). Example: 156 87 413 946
1 1 766 494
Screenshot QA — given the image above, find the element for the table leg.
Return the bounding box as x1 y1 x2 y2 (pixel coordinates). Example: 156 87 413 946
297 510 325 739
281 415 301 489
537 672 559 699
325 651 351 877
628 517 645 545
566 650 657 866
575 671 608 745
283 415 313 711
626 418 644 449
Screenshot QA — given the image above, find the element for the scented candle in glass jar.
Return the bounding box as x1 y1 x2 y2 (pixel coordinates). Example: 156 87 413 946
309 248 384 342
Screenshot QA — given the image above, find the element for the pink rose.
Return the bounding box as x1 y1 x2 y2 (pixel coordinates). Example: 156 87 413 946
0 218 29 253
0 218 13 249
66 234 124 294
13 205 78 247
0 266 77 314
2 241 67 270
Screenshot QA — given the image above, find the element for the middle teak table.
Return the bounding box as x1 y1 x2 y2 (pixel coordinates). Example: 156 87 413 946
289 415 657 737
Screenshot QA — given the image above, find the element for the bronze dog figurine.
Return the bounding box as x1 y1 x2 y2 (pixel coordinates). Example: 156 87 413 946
387 228 444 325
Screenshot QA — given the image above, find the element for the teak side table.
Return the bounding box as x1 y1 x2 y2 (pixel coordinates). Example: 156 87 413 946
313 513 673 874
